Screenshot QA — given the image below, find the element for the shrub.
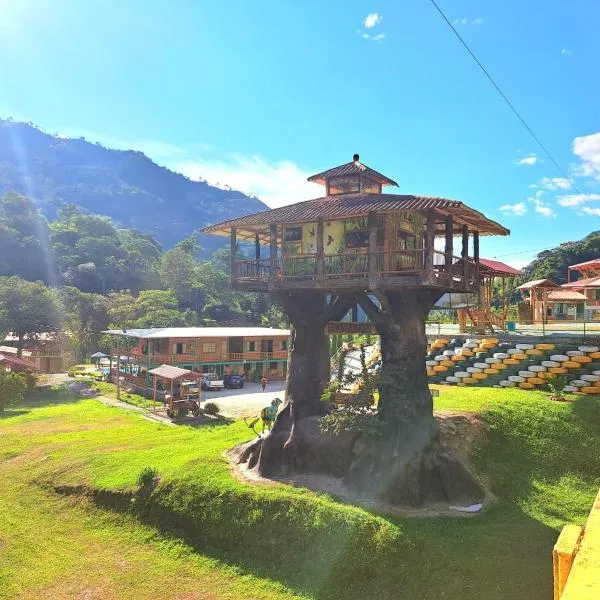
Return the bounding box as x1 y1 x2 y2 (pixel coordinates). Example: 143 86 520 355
203 402 219 415
137 466 158 489
23 370 37 391
0 371 27 413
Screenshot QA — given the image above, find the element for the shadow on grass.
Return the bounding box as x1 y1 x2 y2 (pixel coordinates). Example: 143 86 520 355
1 386 85 419
54 479 557 600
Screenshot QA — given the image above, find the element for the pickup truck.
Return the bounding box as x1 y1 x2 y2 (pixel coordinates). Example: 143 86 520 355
201 373 225 391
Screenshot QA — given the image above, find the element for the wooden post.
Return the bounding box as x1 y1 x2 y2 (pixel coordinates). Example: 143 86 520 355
367 213 378 289
445 214 453 270
424 210 436 282
316 218 324 286
230 227 237 277
153 374 157 411
461 224 469 282
473 230 480 263
269 224 277 290
255 233 261 279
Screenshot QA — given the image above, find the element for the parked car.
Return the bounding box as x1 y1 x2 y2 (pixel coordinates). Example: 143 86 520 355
223 374 244 389
201 373 225 391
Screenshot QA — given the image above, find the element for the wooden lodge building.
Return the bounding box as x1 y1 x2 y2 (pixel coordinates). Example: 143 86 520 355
202 154 509 296
1 333 68 373
106 327 291 385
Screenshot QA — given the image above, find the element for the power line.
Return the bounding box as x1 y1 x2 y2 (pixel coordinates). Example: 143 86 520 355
427 0 585 196
492 247 551 259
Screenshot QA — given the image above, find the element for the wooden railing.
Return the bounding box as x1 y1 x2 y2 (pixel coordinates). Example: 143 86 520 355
228 352 244 360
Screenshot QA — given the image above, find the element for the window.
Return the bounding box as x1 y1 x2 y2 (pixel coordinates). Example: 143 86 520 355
397 231 417 250
279 340 288 351
328 175 359 195
284 227 302 242
269 361 278 370
594 289 600 300
361 177 381 193
202 342 216 353
344 228 385 249
247 341 256 352
173 343 185 354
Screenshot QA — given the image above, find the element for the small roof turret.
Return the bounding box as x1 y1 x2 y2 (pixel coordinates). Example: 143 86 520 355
307 153 398 189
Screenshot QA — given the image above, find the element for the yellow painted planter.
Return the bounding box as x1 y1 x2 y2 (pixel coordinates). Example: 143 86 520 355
494 363 508 370
535 343 556 350
472 372 488 380
451 355 463 362
432 365 448 372
480 343 496 350
576 355 592 364
503 358 520 365
511 353 528 360
563 361 582 369
433 339 447 346
462 377 477 384
582 386 599 394
483 338 499 344
589 351 600 359
527 377 546 385
526 349 543 356
518 382 535 389
440 360 454 367
427 369 435 377
484 368 499 374
549 367 568 374
460 349 473 357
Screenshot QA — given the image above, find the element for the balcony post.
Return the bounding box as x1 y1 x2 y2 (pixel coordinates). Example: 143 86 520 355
316 218 324 286
461 224 469 281
368 212 378 289
473 230 479 263
444 214 453 270
423 210 435 282
255 233 261 279
269 223 277 291
230 227 237 276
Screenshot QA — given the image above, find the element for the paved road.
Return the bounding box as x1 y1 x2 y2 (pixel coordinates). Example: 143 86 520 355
201 381 286 419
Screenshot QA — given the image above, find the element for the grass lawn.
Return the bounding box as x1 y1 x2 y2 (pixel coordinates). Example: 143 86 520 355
1 385 599 599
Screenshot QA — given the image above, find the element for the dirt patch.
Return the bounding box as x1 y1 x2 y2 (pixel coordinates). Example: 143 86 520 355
229 412 494 518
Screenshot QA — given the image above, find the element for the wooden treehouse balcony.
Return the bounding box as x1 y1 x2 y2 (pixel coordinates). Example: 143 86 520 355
231 249 480 293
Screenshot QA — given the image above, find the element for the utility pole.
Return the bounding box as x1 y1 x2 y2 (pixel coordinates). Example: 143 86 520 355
115 335 120 400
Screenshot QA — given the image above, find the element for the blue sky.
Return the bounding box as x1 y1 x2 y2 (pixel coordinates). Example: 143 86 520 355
1 0 599 268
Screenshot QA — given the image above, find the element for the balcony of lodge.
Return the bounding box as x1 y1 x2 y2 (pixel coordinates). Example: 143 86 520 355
232 249 481 293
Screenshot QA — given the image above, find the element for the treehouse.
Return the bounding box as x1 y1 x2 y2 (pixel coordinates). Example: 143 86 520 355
203 155 509 294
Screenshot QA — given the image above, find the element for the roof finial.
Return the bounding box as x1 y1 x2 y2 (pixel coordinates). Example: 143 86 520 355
353 153 359 162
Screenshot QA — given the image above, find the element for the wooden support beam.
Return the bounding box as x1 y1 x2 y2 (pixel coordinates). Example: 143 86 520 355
255 233 260 260
445 214 454 270
269 224 277 291
424 210 436 282
316 218 324 286
461 224 469 281
230 227 237 276
367 213 378 289
473 230 480 263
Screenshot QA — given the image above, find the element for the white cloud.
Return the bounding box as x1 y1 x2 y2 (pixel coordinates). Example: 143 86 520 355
573 132 600 179
363 32 385 41
364 13 382 28
557 193 600 207
581 207 600 217
499 202 527 216
561 48 572 56
528 191 556 217
174 155 321 208
528 184 538 189
453 17 484 25
515 153 538 166
539 176 572 190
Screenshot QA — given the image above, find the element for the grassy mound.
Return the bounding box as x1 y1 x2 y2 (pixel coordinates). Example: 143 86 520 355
1 385 599 599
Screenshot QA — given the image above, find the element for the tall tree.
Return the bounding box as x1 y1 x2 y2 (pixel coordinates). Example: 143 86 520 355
0 277 62 356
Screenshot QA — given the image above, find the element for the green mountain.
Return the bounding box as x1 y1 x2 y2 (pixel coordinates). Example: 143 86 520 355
521 231 600 284
0 119 267 253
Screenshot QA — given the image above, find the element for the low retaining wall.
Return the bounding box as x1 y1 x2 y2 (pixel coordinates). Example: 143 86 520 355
553 488 600 599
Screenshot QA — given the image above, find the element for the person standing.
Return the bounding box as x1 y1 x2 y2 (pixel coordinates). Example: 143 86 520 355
260 376 268 391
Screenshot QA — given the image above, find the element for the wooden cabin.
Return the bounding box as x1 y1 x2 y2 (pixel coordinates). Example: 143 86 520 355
563 259 600 318
202 154 509 294
517 279 587 322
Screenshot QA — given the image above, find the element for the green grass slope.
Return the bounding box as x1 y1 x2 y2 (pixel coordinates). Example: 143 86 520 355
0 386 599 600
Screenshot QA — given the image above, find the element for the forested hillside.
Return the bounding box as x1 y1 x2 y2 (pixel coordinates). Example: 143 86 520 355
0 192 285 360
521 231 600 284
0 119 267 253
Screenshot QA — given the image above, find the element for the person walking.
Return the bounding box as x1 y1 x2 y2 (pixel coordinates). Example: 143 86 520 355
260 376 268 391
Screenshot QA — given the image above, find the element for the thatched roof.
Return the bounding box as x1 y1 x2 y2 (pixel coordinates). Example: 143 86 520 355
307 157 398 187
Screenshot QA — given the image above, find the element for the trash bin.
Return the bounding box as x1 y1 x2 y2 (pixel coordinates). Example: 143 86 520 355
506 321 516 332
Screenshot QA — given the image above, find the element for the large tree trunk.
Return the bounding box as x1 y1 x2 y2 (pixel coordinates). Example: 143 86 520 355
350 289 484 505
246 292 355 477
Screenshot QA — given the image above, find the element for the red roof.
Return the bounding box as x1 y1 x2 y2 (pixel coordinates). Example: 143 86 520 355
562 276 600 289
568 258 600 271
478 258 522 276
148 364 202 381
0 354 38 369
307 157 399 187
